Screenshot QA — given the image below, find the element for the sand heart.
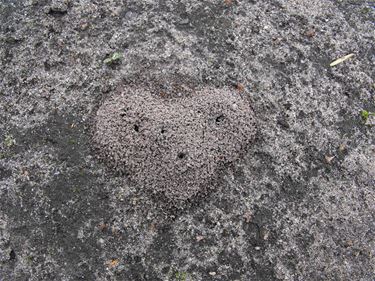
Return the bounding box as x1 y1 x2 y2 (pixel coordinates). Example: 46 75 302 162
93 86 257 206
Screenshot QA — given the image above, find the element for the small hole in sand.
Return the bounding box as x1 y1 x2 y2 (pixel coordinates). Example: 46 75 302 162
177 152 186 159
134 124 139 132
215 114 225 123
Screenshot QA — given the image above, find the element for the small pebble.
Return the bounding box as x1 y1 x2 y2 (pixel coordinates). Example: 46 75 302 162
179 18 189 25
196 235 205 242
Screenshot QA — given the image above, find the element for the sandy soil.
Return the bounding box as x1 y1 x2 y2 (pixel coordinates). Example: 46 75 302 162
0 0 374 280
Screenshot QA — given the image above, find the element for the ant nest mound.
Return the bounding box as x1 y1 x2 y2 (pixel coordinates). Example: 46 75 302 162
93 86 257 207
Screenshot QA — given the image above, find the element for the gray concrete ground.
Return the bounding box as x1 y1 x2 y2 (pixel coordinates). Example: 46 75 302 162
0 0 374 280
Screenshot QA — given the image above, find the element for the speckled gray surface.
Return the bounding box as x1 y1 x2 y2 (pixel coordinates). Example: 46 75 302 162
0 0 374 280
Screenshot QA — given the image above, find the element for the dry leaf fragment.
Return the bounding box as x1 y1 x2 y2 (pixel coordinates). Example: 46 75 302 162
98 223 108 232
111 226 120 237
107 259 119 268
339 144 346 152
149 222 157 232
224 0 232 5
306 29 316 38
80 22 88 31
330 53 355 67
236 83 245 92
325 155 335 164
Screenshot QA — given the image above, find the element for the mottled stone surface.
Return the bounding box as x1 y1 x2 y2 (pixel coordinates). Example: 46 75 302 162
0 0 374 280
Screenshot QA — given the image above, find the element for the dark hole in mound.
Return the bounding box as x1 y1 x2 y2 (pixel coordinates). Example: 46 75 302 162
161 127 166 134
134 124 139 132
47 9 68 17
9 249 16 261
216 114 225 123
178 152 186 159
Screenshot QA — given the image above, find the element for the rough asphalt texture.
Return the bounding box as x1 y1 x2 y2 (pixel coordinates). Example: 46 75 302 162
93 86 257 205
0 0 374 280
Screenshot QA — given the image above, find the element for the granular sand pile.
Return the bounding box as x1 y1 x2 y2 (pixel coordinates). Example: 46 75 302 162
93 86 257 206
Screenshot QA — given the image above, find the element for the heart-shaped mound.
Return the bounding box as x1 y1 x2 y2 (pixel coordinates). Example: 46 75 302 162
93 87 257 205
